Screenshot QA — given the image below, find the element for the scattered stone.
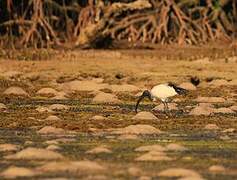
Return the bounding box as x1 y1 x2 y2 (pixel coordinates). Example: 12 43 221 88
158 168 202 178
219 135 231 140
49 104 69 111
91 115 107 120
193 58 212 65
189 106 214 116
179 82 197 90
214 107 235 114
37 126 65 135
46 144 61 151
5 147 64 160
3 71 22 79
128 167 143 176
92 92 121 104
138 176 152 180
229 79 237 86
113 124 162 135
198 103 214 108
135 151 172 161
45 140 59 145
117 134 139 140
35 106 53 113
91 78 104 83
0 144 19 152
0 103 7 111
195 96 225 103
24 141 34 146
45 115 61 121
222 128 235 133
36 87 58 96
86 146 112 154
204 124 220 130
22 72 40 82
153 103 178 111
209 165 226 173
1 166 35 178
132 111 158 120
37 160 106 173
61 80 109 92
166 143 187 151
51 91 68 100
209 79 229 86
230 105 237 111
3 86 29 96
135 145 165 152
110 84 140 92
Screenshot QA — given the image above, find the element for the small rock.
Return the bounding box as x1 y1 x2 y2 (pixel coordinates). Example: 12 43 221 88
86 146 112 154
135 145 165 152
204 124 220 130
37 160 106 173
132 111 158 120
166 143 187 151
214 107 235 114
3 86 29 96
24 141 34 146
92 92 121 104
153 103 178 111
37 126 65 135
36 106 53 113
45 140 59 145
198 103 214 108
135 151 172 161
36 87 58 96
0 144 19 152
195 96 225 103
209 165 226 173
0 103 7 110
138 176 152 180
5 147 64 160
3 71 22 79
128 167 142 176
45 115 61 121
46 144 61 151
117 134 139 140
51 91 68 100
209 79 229 86
61 80 109 92
1 166 35 178
49 104 69 111
230 105 237 111
110 84 140 92
179 82 197 90
219 135 231 140
113 124 162 135
91 115 107 120
189 106 214 116
222 128 235 133
158 168 202 178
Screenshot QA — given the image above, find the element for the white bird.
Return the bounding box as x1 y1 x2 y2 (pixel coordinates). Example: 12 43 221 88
135 82 188 113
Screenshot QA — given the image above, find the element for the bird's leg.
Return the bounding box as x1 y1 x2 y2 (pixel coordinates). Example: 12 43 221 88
162 101 169 116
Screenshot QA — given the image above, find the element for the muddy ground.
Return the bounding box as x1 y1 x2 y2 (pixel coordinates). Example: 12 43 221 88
0 46 237 179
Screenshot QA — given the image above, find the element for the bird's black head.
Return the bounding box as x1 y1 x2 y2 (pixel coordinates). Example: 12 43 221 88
135 90 152 113
142 90 152 101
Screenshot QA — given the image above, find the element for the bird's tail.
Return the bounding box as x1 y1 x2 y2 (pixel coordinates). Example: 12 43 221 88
174 86 188 95
168 82 188 95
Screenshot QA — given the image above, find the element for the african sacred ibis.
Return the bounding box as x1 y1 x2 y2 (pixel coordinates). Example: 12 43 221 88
135 82 188 113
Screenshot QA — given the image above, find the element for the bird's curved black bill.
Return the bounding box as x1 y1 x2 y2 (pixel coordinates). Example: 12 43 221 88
135 95 144 113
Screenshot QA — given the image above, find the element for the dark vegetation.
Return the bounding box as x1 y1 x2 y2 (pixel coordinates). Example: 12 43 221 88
0 0 236 48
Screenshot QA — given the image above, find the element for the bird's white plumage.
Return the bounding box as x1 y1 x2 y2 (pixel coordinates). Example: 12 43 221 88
150 84 177 102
